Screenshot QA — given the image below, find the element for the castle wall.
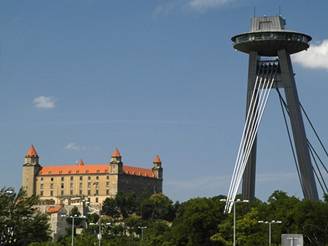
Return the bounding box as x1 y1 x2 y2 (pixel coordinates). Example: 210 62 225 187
35 173 118 206
118 174 162 196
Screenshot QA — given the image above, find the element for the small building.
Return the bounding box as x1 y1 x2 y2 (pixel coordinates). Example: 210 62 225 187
22 145 163 206
45 205 68 240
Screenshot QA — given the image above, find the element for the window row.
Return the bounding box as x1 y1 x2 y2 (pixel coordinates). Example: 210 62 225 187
40 182 110 189
39 189 110 196
40 175 110 182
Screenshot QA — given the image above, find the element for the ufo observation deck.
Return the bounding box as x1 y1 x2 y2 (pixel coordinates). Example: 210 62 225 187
231 30 312 56
232 31 312 57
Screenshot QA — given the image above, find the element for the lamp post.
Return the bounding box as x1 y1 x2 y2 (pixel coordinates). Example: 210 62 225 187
61 214 86 246
90 219 111 246
220 198 249 246
138 226 147 241
258 220 282 246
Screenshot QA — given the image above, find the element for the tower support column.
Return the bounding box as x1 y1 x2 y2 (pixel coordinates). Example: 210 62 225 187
242 51 258 200
278 49 319 200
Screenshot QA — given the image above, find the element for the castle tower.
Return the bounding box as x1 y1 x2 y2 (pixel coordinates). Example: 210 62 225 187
109 148 123 174
22 145 41 197
152 155 163 179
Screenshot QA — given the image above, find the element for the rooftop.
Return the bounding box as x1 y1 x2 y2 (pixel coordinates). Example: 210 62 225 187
38 163 156 178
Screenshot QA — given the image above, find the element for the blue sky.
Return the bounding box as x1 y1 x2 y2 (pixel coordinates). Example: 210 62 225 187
1 0 328 202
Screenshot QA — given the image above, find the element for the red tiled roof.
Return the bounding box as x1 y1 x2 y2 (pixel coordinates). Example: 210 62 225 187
38 163 155 178
47 205 63 214
112 148 121 158
123 165 155 178
26 145 38 157
153 155 161 164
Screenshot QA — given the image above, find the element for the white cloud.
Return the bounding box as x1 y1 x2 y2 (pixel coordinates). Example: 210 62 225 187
188 0 233 10
33 96 56 109
293 39 328 70
153 0 234 16
65 142 81 151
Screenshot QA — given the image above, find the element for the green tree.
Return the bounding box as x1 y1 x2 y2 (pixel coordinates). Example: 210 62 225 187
0 187 50 246
170 197 225 246
102 197 120 219
66 206 84 227
141 193 175 221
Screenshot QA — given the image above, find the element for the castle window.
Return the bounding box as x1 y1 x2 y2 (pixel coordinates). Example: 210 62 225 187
40 191 43 196
61 177 64 181
61 190 64 196
50 184 54 189
61 183 64 189
70 190 73 195
88 190 91 195
95 190 98 195
106 176 109 180
96 176 99 180
88 176 91 180
79 190 82 195
40 184 43 189
95 197 98 203
106 189 109 195
41 177 43 181
51 177 54 181
80 176 83 181
50 191 53 196
70 176 73 181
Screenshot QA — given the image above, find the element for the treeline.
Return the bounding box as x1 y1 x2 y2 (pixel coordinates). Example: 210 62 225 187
1 187 328 245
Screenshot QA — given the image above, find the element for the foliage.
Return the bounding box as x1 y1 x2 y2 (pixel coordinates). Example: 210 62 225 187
6 187 328 246
0 187 50 246
169 196 226 246
141 193 176 221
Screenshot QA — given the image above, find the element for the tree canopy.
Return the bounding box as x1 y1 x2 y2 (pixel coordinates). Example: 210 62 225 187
0 187 50 246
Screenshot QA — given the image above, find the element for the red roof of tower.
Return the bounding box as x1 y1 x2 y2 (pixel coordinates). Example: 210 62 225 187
26 145 38 157
153 155 161 164
112 148 121 158
78 160 85 166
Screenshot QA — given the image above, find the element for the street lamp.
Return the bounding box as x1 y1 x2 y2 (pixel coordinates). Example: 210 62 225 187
61 214 86 246
89 220 111 246
258 220 282 246
220 198 249 246
138 226 147 241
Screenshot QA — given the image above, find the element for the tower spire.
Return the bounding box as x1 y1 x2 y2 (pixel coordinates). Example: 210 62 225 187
26 145 38 158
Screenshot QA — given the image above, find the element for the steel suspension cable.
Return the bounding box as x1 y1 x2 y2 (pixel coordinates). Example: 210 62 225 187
308 146 328 193
229 69 276 212
276 88 305 194
226 66 276 213
307 141 328 176
300 103 328 161
276 88 328 195
226 72 262 205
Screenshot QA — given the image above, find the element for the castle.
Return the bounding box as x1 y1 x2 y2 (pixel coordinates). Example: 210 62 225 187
21 145 163 206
